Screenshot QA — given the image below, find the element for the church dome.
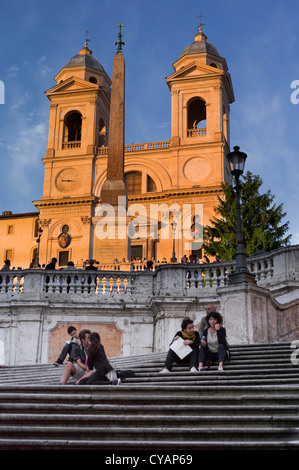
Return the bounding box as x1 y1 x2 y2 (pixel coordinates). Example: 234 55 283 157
64 45 105 72
180 40 220 58
179 27 221 59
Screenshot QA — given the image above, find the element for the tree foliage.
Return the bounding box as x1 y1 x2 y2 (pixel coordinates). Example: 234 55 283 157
203 171 291 260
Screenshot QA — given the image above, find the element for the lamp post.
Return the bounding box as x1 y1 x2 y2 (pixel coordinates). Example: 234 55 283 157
170 220 177 262
226 146 255 285
34 227 43 268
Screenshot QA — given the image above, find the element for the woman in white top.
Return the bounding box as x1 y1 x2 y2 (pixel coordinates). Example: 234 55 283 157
198 311 229 372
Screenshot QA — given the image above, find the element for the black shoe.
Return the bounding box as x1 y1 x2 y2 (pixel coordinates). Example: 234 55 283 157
53 359 63 366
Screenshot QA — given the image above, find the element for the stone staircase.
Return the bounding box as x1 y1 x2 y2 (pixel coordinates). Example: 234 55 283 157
0 342 299 450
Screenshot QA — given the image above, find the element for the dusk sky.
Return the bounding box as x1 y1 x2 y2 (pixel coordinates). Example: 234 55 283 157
0 0 298 244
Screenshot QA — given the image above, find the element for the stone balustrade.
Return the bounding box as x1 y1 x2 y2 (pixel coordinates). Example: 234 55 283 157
0 245 298 303
97 140 171 155
187 128 207 137
62 141 81 149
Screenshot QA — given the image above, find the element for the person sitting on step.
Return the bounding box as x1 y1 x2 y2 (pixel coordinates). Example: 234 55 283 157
60 329 91 385
53 326 79 366
76 332 120 385
198 311 229 372
160 317 200 374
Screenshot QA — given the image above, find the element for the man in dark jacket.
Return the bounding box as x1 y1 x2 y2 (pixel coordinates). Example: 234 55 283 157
60 329 90 385
45 257 57 270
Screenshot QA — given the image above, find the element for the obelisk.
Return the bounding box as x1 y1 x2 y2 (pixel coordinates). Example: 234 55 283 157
100 24 126 206
95 25 130 263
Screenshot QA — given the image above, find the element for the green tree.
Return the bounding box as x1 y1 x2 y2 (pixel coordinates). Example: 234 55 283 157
203 171 291 260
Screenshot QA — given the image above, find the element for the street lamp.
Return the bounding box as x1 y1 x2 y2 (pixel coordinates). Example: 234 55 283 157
170 220 177 262
33 227 43 268
226 146 255 285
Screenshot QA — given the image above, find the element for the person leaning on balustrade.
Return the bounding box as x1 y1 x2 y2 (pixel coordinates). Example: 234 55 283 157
1 260 11 270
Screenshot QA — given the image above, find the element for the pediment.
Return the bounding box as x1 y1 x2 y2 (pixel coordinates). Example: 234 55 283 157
45 77 99 96
166 60 223 82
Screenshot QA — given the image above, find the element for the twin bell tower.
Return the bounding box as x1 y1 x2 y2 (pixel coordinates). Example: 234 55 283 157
33 24 234 267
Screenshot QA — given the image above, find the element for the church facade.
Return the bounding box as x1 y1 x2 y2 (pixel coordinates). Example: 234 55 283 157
0 26 234 269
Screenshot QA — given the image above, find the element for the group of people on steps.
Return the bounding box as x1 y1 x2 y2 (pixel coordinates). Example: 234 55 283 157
160 305 229 374
54 304 229 385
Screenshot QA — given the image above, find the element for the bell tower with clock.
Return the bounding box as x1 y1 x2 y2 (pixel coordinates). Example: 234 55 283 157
34 37 112 267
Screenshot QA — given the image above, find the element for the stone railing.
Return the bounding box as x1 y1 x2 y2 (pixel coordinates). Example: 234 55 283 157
184 255 274 292
0 245 298 303
43 271 136 296
187 128 207 137
97 140 171 155
0 271 24 294
62 141 81 149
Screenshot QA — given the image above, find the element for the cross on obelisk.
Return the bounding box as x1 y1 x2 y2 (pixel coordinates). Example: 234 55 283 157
115 23 125 52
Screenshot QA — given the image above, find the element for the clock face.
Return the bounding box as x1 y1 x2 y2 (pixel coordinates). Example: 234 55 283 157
184 157 210 182
56 168 82 192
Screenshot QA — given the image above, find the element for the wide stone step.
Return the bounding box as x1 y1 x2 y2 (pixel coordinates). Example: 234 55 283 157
0 423 297 441
1 412 299 428
1 383 299 397
1 437 298 450
1 402 299 417
1 390 299 409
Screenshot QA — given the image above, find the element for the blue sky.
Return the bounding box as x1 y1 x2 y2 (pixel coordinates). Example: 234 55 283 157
0 0 298 243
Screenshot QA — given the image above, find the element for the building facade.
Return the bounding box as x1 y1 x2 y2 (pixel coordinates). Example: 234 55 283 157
0 26 234 269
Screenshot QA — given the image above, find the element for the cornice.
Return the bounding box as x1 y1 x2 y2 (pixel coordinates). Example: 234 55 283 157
126 186 223 204
33 196 99 209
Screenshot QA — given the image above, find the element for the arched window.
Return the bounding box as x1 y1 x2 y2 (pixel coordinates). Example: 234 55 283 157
125 171 142 195
125 172 158 195
147 175 157 192
33 218 39 238
187 98 206 137
63 111 82 148
98 118 107 147
32 247 38 264
223 105 228 141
